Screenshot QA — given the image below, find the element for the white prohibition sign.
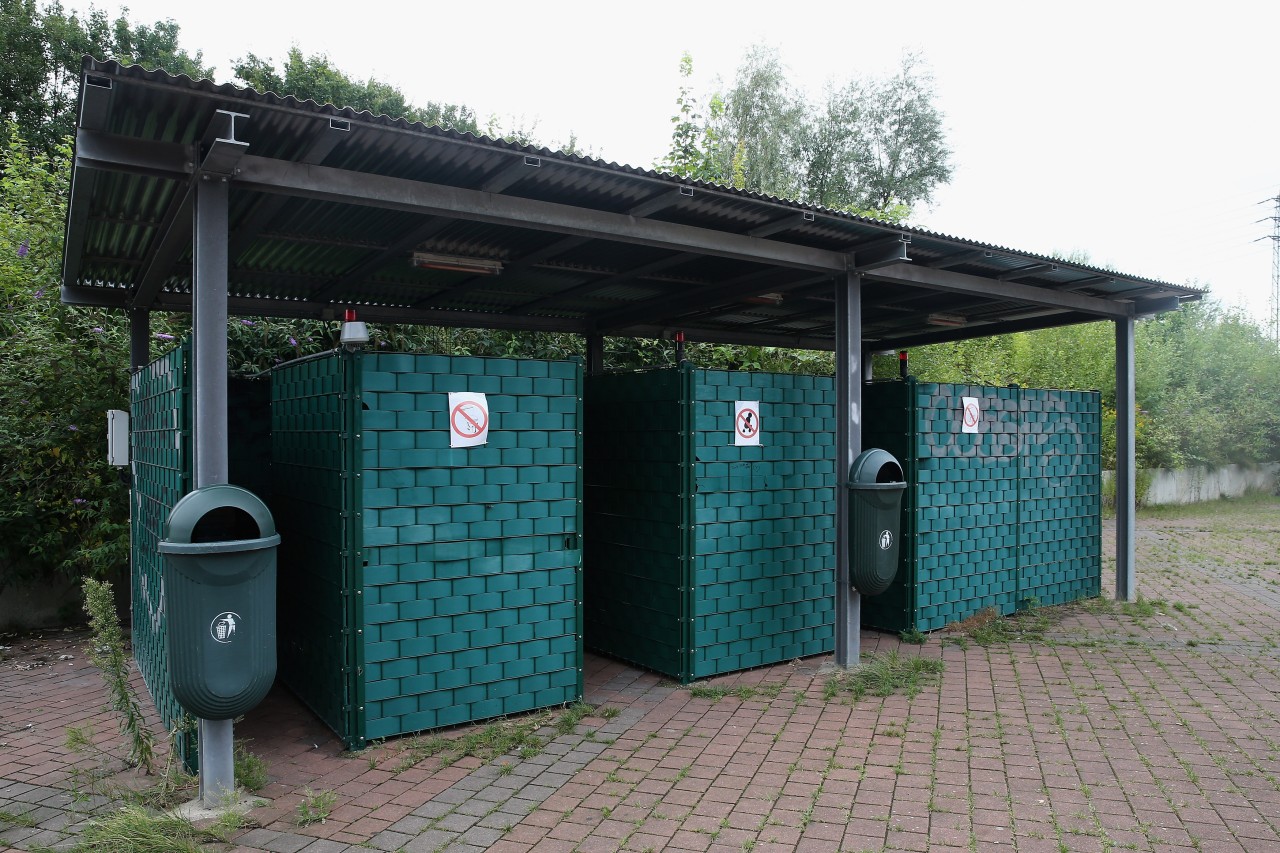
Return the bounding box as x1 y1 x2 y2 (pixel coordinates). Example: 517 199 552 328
734 401 761 446
448 392 490 447
879 530 893 550
210 611 240 644
961 396 981 434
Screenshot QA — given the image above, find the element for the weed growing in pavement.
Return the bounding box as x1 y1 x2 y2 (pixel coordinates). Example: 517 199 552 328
40 801 251 853
82 579 156 773
296 787 338 826
824 650 945 702
234 740 269 792
944 606 1049 646
899 628 927 645
62 718 200 812
393 700 611 774
0 809 38 828
554 701 598 736
688 683 762 701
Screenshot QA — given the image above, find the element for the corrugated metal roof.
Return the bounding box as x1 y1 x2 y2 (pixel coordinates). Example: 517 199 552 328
61 59 1202 350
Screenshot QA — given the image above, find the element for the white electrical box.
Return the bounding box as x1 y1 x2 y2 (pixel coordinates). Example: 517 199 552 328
107 409 129 466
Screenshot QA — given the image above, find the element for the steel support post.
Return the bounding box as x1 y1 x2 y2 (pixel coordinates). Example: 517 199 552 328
586 334 605 375
192 172 234 806
1115 317 1136 602
834 270 863 666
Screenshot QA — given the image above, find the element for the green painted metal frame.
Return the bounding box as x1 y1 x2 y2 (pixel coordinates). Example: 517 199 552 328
343 351 368 747
677 363 696 683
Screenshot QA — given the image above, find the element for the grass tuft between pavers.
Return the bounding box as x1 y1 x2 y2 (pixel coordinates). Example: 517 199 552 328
942 605 1051 646
823 650 945 702
391 700 619 773
32 803 250 853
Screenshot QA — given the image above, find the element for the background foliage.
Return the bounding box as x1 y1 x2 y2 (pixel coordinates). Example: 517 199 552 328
1 4 1277 595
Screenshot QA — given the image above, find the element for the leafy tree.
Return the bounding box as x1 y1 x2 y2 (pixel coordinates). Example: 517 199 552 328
656 52 722 180
658 46 951 221
704 45 806 197
232 48 480 134
0 0 212 156
844 53 952 213
0 131 184 588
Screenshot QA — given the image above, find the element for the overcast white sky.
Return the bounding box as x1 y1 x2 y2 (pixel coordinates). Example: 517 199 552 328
67 0 1280 324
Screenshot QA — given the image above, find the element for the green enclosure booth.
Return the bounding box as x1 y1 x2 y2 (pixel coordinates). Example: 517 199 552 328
862 379 1102 633
584 365 836 683
272 351 583 748
132 345 583 754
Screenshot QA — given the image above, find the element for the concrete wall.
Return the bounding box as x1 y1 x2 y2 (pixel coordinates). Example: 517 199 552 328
1105 463 1280 506
0 574 83 633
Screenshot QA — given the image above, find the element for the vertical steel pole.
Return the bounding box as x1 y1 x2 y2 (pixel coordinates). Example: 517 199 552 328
128 309 150 373
834 269 863 667
193 172 234 806
586 334 605 376
1115 316 1136 602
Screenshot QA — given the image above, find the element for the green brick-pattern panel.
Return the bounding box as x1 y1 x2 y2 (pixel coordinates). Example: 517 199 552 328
360 354 583 739
129 344 193 759
912 384 1021 631
690 370 835 679
228 377 272 501
583 369 687 680
1017 389 1102 607
861 381 1102 633
271 352 361 745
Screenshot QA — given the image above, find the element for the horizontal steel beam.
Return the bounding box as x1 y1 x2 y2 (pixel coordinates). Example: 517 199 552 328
868 312 1100 350
61 283 588 333
75 128 191 179
232 155 848 273
865 262 1133 319
617 323 834 352
997 262 1055 281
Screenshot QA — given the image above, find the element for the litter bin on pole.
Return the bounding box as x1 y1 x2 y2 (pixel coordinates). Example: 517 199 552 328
848 449 906 596
158 484 279 720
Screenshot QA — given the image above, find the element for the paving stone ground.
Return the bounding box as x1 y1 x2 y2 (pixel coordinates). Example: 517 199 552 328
2 495 1279 853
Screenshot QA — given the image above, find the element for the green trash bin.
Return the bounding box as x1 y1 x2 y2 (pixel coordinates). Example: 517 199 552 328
158 485 279 720
848 449 906 596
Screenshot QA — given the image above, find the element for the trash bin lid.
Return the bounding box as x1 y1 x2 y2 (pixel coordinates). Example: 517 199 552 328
163 484 276 544
849 448 904 486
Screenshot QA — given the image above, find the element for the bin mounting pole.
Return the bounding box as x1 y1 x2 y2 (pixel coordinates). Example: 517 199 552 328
192 165 234 808
835 268 863 667
1115 316 1136 602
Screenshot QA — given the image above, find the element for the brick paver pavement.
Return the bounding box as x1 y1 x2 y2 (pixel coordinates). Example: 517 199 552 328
2 496 1278 852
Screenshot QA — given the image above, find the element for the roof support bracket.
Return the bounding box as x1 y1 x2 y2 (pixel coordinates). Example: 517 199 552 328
852 234 911 271
199 110 250 177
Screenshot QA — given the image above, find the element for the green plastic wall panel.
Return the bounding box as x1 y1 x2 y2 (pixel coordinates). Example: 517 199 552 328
359 353 583 740
129 344 193 762
690 370 835 679
229 377 272 500
862 380 1102 633
583 369 689 679
272 352 363 747
583 368 834 683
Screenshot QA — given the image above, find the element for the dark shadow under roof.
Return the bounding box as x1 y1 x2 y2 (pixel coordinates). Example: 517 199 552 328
61 59 1202 351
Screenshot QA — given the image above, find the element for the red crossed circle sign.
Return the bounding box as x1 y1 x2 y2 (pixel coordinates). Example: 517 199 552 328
962 401 980 428
736 406 760 438
450 400 488 438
